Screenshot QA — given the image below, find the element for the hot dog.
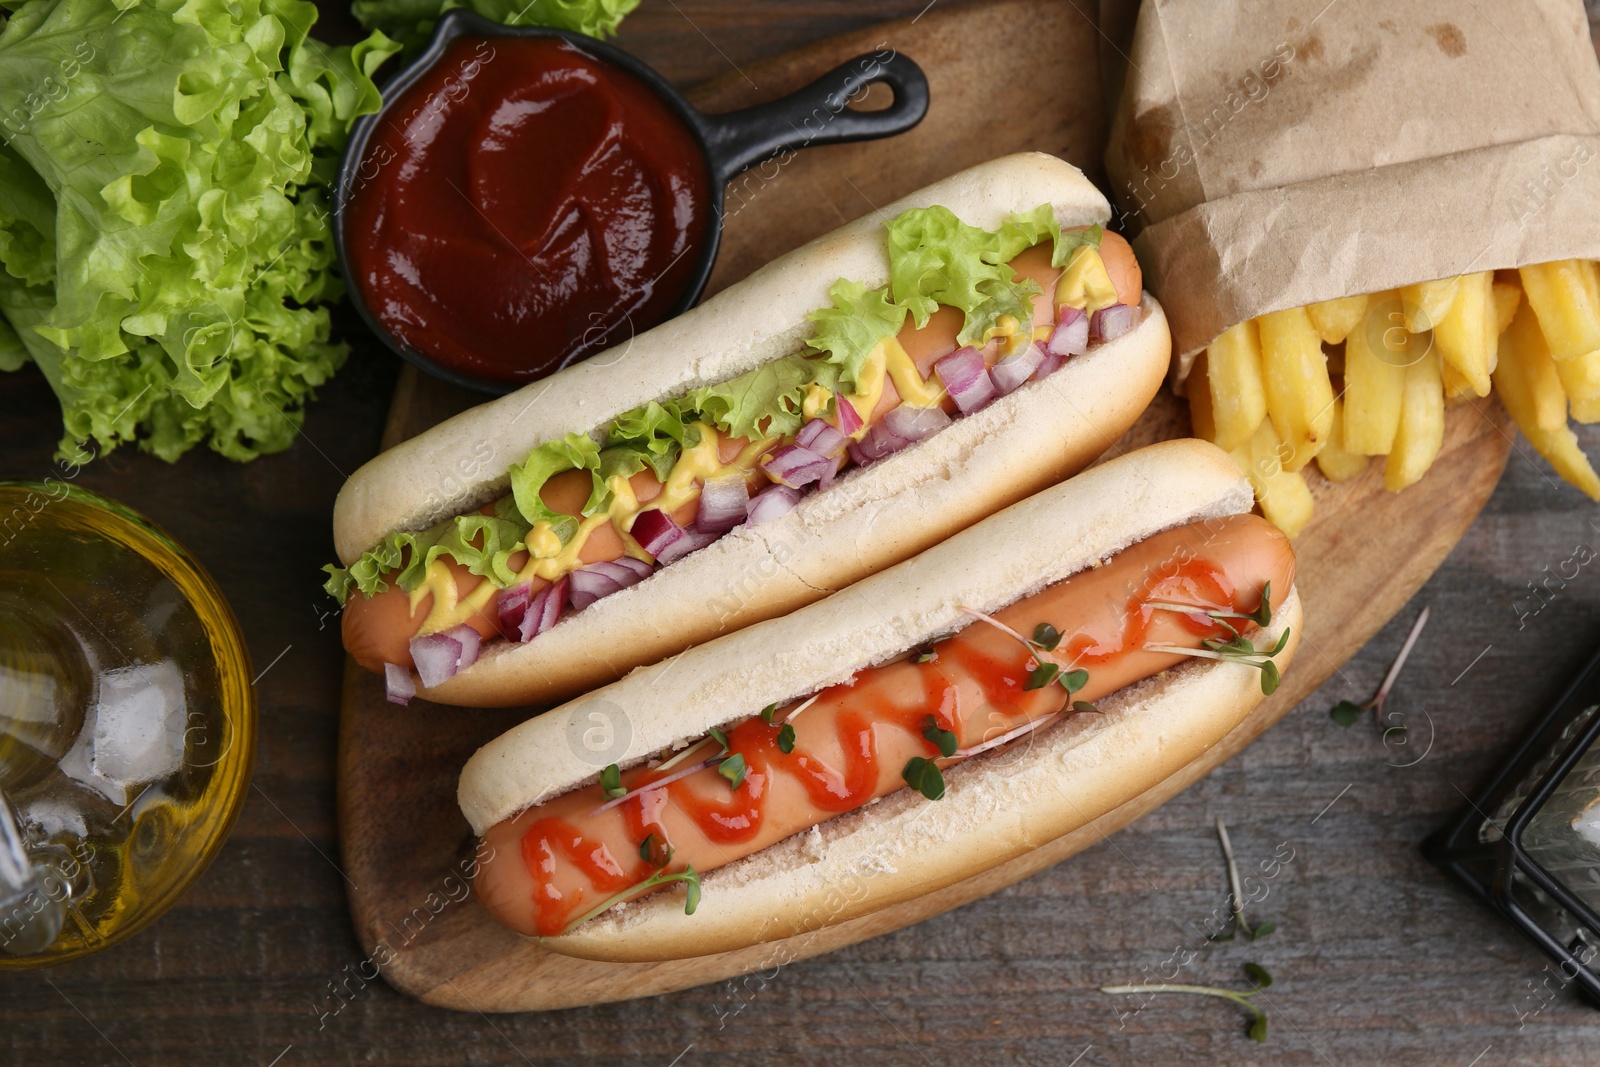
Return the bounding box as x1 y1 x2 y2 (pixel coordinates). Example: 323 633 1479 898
325 153 1172 708
458 439 1302 961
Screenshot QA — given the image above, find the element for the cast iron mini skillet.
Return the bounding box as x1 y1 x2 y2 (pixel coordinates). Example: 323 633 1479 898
335 10 930 394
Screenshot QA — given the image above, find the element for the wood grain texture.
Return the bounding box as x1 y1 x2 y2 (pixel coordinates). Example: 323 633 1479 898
2 1 1600 1065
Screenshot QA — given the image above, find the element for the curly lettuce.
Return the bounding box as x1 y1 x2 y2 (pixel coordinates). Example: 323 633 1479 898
352 0 639 53
0 0 400 462
803 279 907 391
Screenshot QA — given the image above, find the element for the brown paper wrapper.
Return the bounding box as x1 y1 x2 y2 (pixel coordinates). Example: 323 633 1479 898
1104 0 1600 367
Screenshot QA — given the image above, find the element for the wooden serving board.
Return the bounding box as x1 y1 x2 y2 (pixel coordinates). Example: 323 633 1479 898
337 0 1514 1012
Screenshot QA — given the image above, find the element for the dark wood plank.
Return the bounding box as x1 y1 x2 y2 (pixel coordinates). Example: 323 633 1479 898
1 1 1599 1065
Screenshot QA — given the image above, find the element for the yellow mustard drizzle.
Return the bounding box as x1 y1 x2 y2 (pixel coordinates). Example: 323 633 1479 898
841 335 946 430
801 383 832 421
413 425 780 635
1054 246 1118 313
409 322 954 635
410 557 498 633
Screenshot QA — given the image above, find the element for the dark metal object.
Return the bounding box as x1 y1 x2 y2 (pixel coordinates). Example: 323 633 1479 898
1424 643 1600 1007
333 11 929 394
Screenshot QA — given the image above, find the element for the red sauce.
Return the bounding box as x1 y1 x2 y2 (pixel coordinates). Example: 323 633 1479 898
487 515 1295 937
345 36 710 386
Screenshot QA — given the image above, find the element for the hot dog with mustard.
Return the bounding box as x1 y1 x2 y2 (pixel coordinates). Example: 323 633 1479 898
324 153 1172 708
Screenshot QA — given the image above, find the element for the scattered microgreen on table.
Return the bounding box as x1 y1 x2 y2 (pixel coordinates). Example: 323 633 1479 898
1329 605 1429 734
1101 964 1275 1043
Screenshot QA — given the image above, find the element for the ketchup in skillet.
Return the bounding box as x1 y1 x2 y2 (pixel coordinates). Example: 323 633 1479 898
345 36 710 386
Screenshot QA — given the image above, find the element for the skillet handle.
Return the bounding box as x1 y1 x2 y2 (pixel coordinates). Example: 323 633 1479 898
691 51 930 186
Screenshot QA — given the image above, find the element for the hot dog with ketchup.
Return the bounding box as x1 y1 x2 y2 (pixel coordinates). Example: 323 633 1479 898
324 154 1171 708
459 439 1301 962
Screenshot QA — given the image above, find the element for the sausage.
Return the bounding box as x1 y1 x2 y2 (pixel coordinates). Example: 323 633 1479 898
474 514 1294 937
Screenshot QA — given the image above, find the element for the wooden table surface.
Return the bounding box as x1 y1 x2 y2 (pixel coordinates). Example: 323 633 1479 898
4 2 1600 1064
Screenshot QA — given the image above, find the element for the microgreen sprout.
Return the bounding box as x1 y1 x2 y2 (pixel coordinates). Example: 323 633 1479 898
760 703 778 725
599 763 626 799
718 753 748 790
777 723 796 754
1031 623 1062 651
922 716 958 757
558 865 701 935
638 833 674 867
1100 964 1274 1042
1329 605 1429 735
1025 662 1060 690
708 727 730 755
902 756 945 800
782 693 821 724
1145 628 1290 695
1145 581 1274 630
1208 818 1275 942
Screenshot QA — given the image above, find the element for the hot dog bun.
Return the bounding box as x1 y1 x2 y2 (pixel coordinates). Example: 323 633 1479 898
335 153 1171 707
458 439 1301 961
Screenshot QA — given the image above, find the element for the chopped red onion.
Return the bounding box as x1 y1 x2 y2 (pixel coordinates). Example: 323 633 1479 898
410 631 463 689
496 583 532 635
583 559 651 589
817 453 844 491
795 418 847 457
747 483 802 525
657 525 721 565
883 403 951 441
761 443 833 488
1047 307 1089 356
609 556 654 581
568 566 625 612
935 347 997 414
1090 303 1135 343
519 577 566 640
384 663 415 706
696 475 749 534
851 403 952 466
1032 351 1064 381
836 397 864 434
445 624 481 671
632 508 685 561
989 343 1046 395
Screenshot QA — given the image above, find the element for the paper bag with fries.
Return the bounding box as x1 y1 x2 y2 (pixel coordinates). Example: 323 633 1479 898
1104 0 1600 532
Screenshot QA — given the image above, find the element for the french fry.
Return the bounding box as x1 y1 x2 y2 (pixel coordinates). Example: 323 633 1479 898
1570 392 1600 424
1257 306 1336 471
1441 360 1474 399
1518 259 1600 362
1205 319 1268 452
1383 346 1445 492
1494 319 1600 500
1305 294 1368 345
1432 271 1493 397
1492 280 1521 336
1501 302 1571 432
1400 276 1460 333
1186 351 1218 443
1342 299 1408 454
1230 420 1314 538
1552 351 1600 422
1315 396 1369 483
